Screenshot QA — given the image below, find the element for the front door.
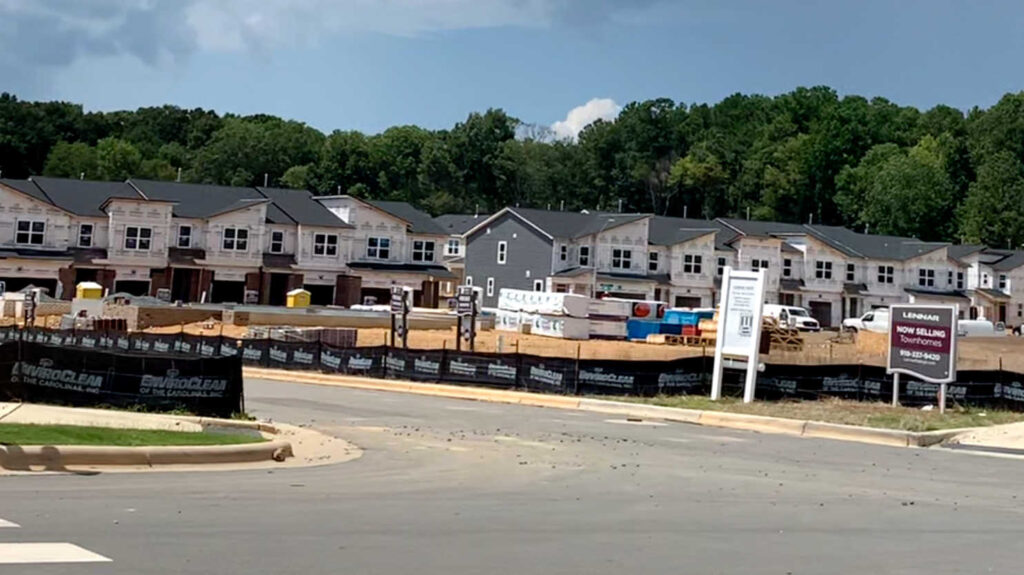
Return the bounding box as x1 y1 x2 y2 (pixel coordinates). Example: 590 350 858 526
999 303 1007 324
848 297 859 319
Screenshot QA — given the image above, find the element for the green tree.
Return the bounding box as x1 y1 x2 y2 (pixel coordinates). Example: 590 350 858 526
280 164 312 189
43 141 98 178
96 137 142 180
668 142 728 218
959 151 1024 248
838 137 955 240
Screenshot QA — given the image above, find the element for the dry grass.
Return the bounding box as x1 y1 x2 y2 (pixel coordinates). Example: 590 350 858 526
623 395 1024 432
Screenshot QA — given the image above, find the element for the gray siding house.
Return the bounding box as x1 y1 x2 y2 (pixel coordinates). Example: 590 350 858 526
463 210 555 307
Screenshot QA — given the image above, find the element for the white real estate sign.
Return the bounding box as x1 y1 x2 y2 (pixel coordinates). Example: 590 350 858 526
711 267 767 403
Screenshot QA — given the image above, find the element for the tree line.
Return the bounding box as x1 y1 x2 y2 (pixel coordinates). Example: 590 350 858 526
2 87 1024 247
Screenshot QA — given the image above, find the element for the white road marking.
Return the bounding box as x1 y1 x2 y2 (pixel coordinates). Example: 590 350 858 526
0 519 19 528
688 434 746 443
603 418 667 427
0 543 112 564
663 438 692 444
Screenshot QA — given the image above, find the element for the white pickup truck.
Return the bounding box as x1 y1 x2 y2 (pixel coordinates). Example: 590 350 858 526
841 309 890 333
843 308 1007 337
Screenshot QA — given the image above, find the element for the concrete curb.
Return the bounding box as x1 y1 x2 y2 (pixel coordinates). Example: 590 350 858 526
245 367 982 449
0 440 293 470
0 402 293 470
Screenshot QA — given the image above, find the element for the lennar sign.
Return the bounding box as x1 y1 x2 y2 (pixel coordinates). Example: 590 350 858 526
887 304 957 411
887 305 956 383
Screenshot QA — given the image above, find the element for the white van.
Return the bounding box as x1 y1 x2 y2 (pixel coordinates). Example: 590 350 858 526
763 304 820 331
957 319 1007 337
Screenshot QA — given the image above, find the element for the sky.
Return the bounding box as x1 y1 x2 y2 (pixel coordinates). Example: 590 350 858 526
2 0 1024 138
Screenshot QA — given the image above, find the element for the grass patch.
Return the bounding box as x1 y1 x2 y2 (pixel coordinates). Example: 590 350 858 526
618 395 1024 432
0 423 265 447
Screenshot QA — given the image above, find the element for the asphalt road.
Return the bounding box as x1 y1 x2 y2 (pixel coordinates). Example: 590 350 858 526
4 378 1024 574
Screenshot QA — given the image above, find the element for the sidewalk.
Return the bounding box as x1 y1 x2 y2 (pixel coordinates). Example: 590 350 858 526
945 422 1024 455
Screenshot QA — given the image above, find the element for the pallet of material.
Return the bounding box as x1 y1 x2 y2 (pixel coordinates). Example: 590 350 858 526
645 333 714 347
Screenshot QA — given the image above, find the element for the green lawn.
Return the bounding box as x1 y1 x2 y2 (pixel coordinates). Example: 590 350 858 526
0 423 265 446
617 395 1024 432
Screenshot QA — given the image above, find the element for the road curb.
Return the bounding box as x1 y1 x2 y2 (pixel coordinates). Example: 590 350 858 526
0 439 292 470
246 367 984 449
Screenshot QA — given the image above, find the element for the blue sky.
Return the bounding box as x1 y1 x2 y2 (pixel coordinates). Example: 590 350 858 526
2 1 1023 136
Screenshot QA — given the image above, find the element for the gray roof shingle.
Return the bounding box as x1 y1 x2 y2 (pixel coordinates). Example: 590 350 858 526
804 225 947 261
29 177 144 217
0 179 52 205
992 251 1024 272
367 200 447 235
257 187 351 228
434 214 489 235
499 208 648 240
130 180 291 223
648 216 721 246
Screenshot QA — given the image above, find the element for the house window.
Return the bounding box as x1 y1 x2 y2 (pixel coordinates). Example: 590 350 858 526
497 241 507 265
270 230 284 254
314 233 339 257
533 279 544 292
78 223 93 248
999 274 1008 290
366 237 390 260
465 276 473 286
877 265 894 284
1018 304 1022 318
717 257 726 276
815 261 832 280
783 258 792 278
983 273 990 287
486 277 495 297
947 270 953 286
446 238 460 256
612 249 632 270
176 225 191 248
648 252 659 272
579 246 590 267
683 254 703 274
412 240 434 262
957 271 964 290
560 245 568 262
752 259 768 271
846 263 855 282
221 227 248 251
918 269 936 287
15 220 44 246
125 226 152 251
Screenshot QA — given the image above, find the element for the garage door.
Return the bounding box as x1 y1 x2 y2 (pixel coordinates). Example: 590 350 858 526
0 278 58 297
808 301 832 327
674 296 702 308
211 281 245 304
114 280 151 297
304 284 335 306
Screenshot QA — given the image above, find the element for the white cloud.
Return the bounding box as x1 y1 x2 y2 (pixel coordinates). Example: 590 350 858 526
0 0 661 76
551 98 621 140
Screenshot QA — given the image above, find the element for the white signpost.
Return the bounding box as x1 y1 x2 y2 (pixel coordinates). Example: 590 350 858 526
711 267 767 403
